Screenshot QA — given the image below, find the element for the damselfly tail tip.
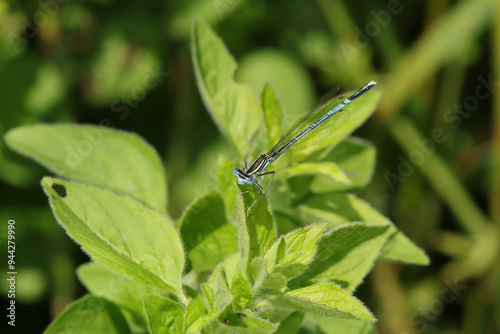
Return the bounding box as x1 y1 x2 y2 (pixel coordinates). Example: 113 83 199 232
349 80 377 100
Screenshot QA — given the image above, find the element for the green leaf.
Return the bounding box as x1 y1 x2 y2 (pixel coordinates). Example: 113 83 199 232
284 162 351 185
201 283 217 311
261 83 283 151
379 231 431 265
264 224 327 280
185 285 206 305
187 310 219 334
41 177 186 301
191 19 261 157
249 257 267 285
274 311 304 334
249 256 287 292
222 312 277 332
289 223 391 291
208 265 233 312
237 188 277 277
262 272 288 291
231 266 253 310
208 253 253 310
271 282 375 322
304 314 378 334
204 312 276 333
180 190 237 272
77 262 158 328
187 309 219 334
5 124 167 214
185 298 209 334
299 193 429 265
44 295 131 334
220 253 240 285
310 137 376 193
142 294 185 334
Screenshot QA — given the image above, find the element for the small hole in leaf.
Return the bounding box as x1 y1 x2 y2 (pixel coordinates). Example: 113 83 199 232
51 184 67 198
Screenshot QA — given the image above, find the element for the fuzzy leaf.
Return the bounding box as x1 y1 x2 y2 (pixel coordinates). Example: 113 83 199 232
77 262 158 327
261 83 283 150
237 187 277 277
304 314 378 334
217 155 239 221
284 162 351 185
310 137 376 193
204 314 276 333
5 124 167 214
289 223 391 291
44 295 131 334
271 282 375 322
191 19 261 157
264 224 327 280
185 298 211 334
231 267 253 310
142 294 185 334
208 266 233 312
201 283 217 311
274 311 304 334
180 190 237 272
299 193 429 265
224 313 276 332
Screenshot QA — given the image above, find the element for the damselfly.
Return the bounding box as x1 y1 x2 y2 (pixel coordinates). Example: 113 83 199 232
233 81 377 215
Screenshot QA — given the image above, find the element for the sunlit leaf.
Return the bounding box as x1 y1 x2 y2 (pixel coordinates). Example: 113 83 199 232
180 190 237 272
310 137 376 193
261 83 283 151
289 223 391 291
77 262 159 328
42 178 185 298
236 186 277 276
284 162 351 185
142 294 184 334
264 224 327 280
6 124 167 214
299 193 429 265
191 19 261 157
304 313 378 334
44 295 131 334
271 282 375 322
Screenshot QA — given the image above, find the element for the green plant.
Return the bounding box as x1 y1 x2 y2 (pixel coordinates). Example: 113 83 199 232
4 20 428 333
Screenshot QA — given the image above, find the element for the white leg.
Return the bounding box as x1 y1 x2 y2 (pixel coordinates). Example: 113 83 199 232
246 182 263 216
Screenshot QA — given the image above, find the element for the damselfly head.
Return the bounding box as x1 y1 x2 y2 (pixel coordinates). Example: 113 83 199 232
233 168 255 185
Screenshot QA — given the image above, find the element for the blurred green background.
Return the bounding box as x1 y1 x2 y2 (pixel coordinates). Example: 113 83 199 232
1 0 499 333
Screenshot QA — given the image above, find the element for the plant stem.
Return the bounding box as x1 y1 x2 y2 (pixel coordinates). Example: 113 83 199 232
377 0 493 122
389 116 491 234
490 0 500 227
